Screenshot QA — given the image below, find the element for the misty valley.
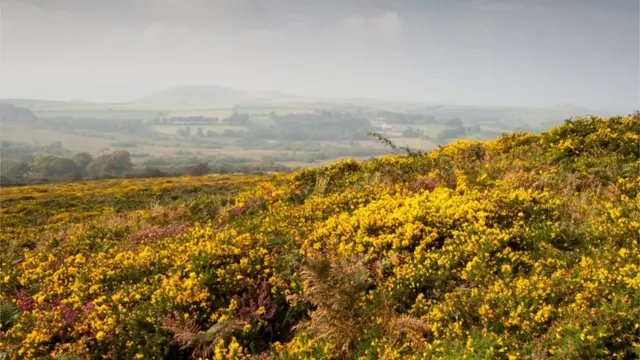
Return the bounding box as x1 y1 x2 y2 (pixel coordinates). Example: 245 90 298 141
0 86 619 185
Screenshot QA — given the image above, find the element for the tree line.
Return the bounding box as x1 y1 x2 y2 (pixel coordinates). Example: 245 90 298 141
0 146 294 186
1 150 134 185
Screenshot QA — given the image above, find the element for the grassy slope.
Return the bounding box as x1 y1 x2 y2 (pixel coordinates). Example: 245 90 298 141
0 115 638 359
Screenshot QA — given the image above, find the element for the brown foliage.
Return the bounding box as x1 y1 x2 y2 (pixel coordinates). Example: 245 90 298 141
163 314 244 358
290 255 429 357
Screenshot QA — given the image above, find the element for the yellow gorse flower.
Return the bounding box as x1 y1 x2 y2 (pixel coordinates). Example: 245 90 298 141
1 115 638 359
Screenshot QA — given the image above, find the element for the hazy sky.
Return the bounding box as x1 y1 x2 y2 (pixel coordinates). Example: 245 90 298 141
1 0 638 108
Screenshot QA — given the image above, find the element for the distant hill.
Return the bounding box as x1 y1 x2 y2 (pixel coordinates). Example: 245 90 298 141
137 85 293 104
0 103 38 125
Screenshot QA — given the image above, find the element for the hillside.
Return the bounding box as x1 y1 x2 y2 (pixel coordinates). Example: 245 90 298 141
137 85 293 104
0 114 638 359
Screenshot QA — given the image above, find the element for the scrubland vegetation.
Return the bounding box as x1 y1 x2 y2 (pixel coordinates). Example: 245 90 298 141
1 114 639 359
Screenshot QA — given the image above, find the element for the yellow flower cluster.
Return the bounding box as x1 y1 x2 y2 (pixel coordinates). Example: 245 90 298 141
1 115 638 359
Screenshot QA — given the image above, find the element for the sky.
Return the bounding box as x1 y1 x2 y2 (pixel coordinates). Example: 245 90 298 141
0 0 638 109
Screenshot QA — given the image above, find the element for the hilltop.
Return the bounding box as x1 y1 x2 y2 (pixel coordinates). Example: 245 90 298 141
0 114 638 359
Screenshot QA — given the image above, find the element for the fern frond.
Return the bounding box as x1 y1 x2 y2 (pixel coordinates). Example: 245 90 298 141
164 316 244 358
293 256 374 356
388 315 429 336
0 301 19 330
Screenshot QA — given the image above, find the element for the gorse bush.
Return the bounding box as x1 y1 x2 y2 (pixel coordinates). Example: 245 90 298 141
0 115 639 359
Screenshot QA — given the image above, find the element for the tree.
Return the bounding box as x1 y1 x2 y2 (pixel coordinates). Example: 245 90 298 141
109 150 133 173
142 167 167 178
226 111 249 125
196 127 205 137
73 152 93 174
0 175 14 185
177 127 192 137
31 155 81 180
31 154 58 173
184 163 211 176
87 150 133 178
437 126 467 144
0 160 30 183
44 157 82 180
444 118 464 128
87 154 109 178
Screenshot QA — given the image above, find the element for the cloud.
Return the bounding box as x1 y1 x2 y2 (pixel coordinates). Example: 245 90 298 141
1 0 637 107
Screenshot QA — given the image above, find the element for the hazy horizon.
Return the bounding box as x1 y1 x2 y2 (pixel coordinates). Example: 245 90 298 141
1 0 638 109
